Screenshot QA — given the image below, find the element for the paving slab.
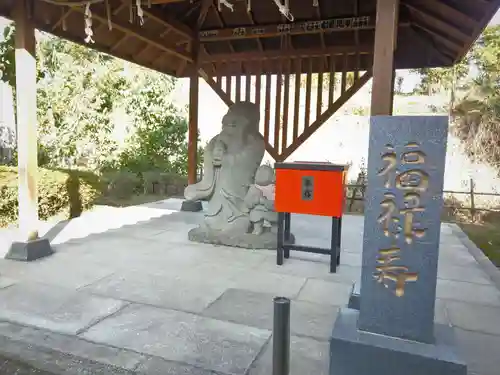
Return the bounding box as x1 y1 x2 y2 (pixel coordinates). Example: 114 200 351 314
248 335 329 375
297 279 352 306
230 270 307 299
437 264 493 285
0 283 128 335
436 279 500 307
0 253 116 290
455 328 500 375
83 271 231 314
81 303 271 375
202 288 338 340
445 300 500 336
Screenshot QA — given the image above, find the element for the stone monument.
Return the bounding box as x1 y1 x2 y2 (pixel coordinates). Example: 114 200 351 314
330 116 467 375
184 101 287 249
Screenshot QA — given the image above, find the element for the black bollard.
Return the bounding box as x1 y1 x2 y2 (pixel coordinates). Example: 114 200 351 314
273 297 290 375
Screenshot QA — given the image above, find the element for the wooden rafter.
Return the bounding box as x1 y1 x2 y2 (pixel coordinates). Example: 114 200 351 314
136 2 194 40
410 26 454 64
404 0 476 29
72 4 192 61
197 0 212 28
412 21 463 51
456 0 500 61
404 2 469 43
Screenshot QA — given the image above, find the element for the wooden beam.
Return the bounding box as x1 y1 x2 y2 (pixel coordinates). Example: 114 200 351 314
293 59 301 141
200 15 373 41
283 71 372 160
282 59 290 155
371 0 399 116
13 0 39 240
200 45 373 63
188 37 199 185
304 58 312 129
328 55 335 103
73 5 192 62
264 71 272 145
274 62 283 152
255 62 262 109
151 0 186 3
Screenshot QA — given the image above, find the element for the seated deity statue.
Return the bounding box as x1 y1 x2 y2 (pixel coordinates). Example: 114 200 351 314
184 101 265 238
243 165 278 235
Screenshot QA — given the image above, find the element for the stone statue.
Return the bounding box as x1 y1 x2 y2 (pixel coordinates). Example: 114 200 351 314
184 102 265 241
185 102 292 249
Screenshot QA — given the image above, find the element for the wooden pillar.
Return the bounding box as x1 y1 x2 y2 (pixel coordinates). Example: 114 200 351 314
371 0 399 115
188 39 199 185
14 0 38 240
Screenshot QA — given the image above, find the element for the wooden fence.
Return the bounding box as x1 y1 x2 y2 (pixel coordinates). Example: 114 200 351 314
345 178 500 221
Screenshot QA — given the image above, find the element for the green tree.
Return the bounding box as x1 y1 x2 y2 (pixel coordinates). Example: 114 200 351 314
116 70 195 176
451 25 500 175
0 24 194 175
0 24 15 87
411 58 469 96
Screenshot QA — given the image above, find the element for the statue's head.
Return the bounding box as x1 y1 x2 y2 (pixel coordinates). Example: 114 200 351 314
220 101 260 141
255 164 275 186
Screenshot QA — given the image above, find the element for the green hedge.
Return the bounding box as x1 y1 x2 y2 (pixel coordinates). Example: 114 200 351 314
0 166 102 228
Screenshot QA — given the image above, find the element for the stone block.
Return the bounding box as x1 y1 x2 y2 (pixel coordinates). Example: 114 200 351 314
329 308 467 375
359 116 449 344
180 200 203 212
5 238 53 262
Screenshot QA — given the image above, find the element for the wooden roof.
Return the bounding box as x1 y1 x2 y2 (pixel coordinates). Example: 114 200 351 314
1 0 499 78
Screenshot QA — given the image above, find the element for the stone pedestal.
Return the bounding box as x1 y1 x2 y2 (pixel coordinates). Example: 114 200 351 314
5 238 53 261
330 308 467 375
180 200 203 212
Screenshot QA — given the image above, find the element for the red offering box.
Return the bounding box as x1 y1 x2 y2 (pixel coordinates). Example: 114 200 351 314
274 162 348 217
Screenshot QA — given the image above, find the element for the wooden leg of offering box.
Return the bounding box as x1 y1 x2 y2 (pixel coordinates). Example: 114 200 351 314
276 212 343 273
337 216 342 265
330 217 339 273
284 212 291 259
277 212 285 266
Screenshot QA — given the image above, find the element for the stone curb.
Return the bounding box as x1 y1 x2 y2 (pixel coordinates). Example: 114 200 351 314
449 223 500 291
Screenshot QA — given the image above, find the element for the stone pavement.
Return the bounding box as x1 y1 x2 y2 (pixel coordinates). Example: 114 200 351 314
0 198 498 375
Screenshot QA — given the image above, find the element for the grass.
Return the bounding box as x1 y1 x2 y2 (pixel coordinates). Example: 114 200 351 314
459 219 500 267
